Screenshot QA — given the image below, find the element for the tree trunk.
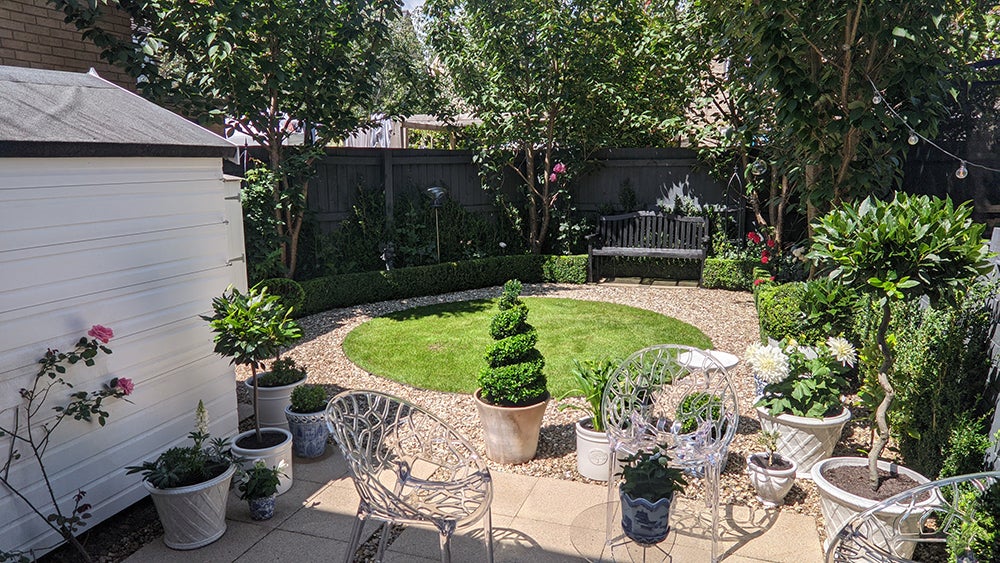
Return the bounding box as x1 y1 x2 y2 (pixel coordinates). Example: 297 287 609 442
869 299 895 490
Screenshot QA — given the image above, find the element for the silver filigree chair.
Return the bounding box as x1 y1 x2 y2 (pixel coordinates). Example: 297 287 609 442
326 390 494 563
601 344 739 563
827 471 1000 562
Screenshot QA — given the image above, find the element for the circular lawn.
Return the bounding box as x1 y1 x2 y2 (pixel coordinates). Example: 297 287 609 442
342 297 712 398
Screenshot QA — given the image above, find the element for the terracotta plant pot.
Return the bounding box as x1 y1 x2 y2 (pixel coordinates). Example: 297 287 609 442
231 428 294 496
812 457 933 557
756 406 851 478
746 453 797 508
620 489 675 546
144 464 236 550
473 390 548 465
575 418 610 481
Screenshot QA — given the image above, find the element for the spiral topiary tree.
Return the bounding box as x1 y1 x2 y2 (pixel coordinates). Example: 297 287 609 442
478 280 548 407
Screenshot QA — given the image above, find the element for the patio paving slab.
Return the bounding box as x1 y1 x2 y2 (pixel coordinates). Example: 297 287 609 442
126 450 824 563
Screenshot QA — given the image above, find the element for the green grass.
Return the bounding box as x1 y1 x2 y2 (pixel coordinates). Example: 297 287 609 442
342 297 711 398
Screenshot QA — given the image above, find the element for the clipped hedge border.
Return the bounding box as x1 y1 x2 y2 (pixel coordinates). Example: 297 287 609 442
702 258 758 291
299 254 588 316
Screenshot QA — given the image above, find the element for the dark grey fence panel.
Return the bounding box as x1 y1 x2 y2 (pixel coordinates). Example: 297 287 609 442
989 227 1000 470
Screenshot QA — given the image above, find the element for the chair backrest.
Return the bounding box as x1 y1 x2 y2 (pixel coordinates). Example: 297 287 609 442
601 345 739 463
827 471 1000 563
326 390 491 518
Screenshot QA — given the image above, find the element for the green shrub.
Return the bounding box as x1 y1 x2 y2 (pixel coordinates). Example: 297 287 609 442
289 384 328 414
853 288 996 478
703 258 757 290
478 280 548 406
258 278 306 313
299 254 587 316
257 358 307 387
755 282 807 342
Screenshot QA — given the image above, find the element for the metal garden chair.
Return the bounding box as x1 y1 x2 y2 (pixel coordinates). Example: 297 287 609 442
601 344 739 563
826 471 1000 562
326 390 494 563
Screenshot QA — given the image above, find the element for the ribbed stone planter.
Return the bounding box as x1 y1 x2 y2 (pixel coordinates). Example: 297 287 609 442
144 464 236 550
746 453 797 508
756 406 851 478
284 406 329 459
231 428 294 496
813 457 933 557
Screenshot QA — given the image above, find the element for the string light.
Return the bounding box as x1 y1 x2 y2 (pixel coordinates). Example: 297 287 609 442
956 161 968 179
751 159 768 176
866 76 1000 179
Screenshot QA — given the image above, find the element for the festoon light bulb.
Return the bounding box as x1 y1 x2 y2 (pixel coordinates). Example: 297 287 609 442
872 94 882 105
751 159 767 176
907 132 919 146
955 162 968 179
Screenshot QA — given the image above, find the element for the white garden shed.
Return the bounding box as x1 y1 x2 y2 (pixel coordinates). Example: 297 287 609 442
0 65 244 556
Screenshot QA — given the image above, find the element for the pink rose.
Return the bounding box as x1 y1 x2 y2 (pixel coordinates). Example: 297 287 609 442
553 163 566 174
549 173 557 183
115 377 134 396
88 325 114 344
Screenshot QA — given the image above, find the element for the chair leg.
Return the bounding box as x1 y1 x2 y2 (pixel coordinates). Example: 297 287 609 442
439 532 452 563
605 447 618 544
704 459 723 563
482 507 494 563
344 505 368 563
375 521 392 563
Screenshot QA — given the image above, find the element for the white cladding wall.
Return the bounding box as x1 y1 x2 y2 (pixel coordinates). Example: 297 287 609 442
0 157 244 554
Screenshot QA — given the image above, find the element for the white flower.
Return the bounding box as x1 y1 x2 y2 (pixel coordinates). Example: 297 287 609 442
499 242 507 248
826 336 857 367
745 343 790 384
194 400 209 435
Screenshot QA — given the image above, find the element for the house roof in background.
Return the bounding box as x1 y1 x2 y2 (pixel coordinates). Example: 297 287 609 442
0 65 235 158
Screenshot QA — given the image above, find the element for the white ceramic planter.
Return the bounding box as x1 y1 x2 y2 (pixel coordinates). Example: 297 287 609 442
575 418 609 481
144 464 236 550
244 374 305 430
746 453 797 508
284 407 329 459
812 457 932 557
474 390 548 465
231 428 294 496
756 406 851 478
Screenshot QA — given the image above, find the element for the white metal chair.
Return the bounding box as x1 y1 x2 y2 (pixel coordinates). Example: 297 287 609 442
826 471 1000 562
326 390 494 563
601 344 739 563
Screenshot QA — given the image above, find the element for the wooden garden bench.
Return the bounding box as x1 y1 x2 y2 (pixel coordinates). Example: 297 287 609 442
586 211 709 284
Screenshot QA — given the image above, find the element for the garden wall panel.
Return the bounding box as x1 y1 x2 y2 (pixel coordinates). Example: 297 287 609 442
0 157 243 555
989 227 1000 470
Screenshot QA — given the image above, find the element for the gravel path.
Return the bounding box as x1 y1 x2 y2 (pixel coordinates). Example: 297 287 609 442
236 282 832 529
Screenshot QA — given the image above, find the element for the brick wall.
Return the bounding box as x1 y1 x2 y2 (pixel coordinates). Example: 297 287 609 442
0 0 133 88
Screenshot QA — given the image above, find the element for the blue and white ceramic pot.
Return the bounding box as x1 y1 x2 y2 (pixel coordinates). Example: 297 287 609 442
619 489 674 546
248 494 276 521
284 407 329 459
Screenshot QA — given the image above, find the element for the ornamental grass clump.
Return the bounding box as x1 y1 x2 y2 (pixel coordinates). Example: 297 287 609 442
809 193 992 490
745 336 855 419
478 280 548 407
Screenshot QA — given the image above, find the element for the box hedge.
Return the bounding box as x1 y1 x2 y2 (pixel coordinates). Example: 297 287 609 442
299 254 587 316
703 258 758 291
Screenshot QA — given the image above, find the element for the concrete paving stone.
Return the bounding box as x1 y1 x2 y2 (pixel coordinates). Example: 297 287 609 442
514 477 606 525
719 507 823 562
499 516 596 562
274 481 365 541
292 447 349 484
123 520 269 563
490 471 540 517
225 475 322 529
233 529 350 562
385 514 512 561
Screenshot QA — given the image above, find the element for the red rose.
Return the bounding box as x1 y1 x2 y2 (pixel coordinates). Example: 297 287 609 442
766 239 775 248
761 251 770 264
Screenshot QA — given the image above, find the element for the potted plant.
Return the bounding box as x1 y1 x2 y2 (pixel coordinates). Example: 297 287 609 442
284 384 330 458
616 445 688 546
251 357 308 429
202 284 301 495
673 390 731 474
557 358 617 480
473 279 550 464
125 401 237 550
807 193 991 554
745 336 854 477
746 430 797 507
236 461 285 521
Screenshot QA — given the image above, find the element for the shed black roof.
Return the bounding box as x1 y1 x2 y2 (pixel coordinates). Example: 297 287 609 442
0 66 236 158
